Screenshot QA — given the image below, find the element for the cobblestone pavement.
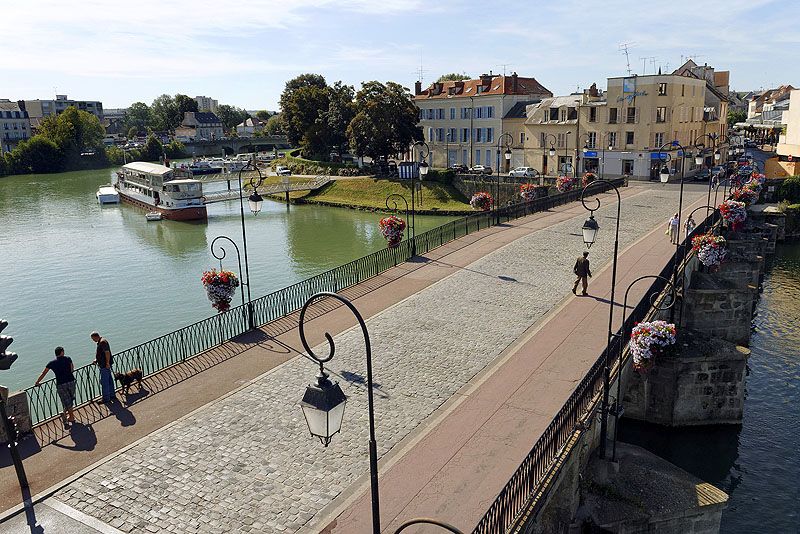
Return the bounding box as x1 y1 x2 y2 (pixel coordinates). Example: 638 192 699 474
53 186 703 533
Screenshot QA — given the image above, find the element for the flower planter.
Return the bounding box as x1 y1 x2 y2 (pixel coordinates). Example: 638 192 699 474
379 215 406 248
201 269 240 313
556 175 576 193
630 320 677 374
470 192 493 211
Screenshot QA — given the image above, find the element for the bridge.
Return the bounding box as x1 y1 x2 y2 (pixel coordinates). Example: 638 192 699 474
0 182 715 533
183 135 290 157
201 176 332 204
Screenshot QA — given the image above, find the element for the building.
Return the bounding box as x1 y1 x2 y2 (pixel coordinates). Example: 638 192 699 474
23 95 104 126
236 117 263 138
772 89 800 176
194 96 218 113
741 85 794 144
175 112 223 141
414 72 552 169
523 73 711 180
0 99 31 153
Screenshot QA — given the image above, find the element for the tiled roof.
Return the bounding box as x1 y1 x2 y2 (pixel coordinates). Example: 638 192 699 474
193 112 222 124
503 100 540 119
415 75 551 100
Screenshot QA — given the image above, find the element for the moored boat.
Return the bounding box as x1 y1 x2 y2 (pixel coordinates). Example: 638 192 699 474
96 185 120 204
116 162 207 221
188 160 221 175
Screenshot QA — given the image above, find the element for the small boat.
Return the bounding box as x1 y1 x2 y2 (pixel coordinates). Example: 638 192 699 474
188 160 221 175
96 186 120 204
145 211 163 221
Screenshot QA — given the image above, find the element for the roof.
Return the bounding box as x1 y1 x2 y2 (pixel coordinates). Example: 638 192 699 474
416 74 552 100
503 100 540 119
123 162 173 175
540 95 582 108
192 112 222 124
237 117 262 128
713 71 730 87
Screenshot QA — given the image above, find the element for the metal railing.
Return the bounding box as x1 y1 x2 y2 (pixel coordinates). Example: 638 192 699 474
24 179 625 426
472 213 715 534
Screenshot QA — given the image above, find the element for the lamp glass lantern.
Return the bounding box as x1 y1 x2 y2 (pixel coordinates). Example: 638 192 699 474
504 148 512 162
300 374 347 447
582 144 589 154
714 150 721 162
659 164 670 183
548 147 556 157
419 161 429 176
248 191 264 215
582 214 600 248
694 152 704 166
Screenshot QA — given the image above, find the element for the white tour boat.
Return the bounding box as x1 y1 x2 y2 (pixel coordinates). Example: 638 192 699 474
115 162 207 221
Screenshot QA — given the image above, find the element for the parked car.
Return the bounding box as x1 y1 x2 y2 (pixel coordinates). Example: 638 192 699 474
693 168 711 181
275 165 292 176
469 165 493 175
508 167 537 178
449 164 469 173
745 140 757 148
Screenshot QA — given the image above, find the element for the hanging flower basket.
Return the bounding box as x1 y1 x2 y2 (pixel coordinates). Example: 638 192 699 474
630 320 677 373
730 172 748 190
556 175 576 193
379 215 406 248
582 172 598 188
201 268 240 313
519 183 547 200
719 199 747 231
470 191 494 211
691 233 728 267
729 187 759 206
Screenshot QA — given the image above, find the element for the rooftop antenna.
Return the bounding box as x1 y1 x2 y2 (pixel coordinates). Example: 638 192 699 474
649 57 658 74
639 57 648 74
497 63 513 76
619 43 634 75
415 51 427 84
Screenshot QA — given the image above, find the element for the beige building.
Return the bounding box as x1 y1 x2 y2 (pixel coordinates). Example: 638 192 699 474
194 95 219 113
23 95 103 126
523 73 716 180
773 89 800 176
414 73 552 170
0 100 31 153
175 112 224 141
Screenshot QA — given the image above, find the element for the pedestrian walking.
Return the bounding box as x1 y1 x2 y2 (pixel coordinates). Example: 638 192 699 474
91 332 115 404
34 346 76 426
572 251 592 296
685 214 696 238
666 213 680 245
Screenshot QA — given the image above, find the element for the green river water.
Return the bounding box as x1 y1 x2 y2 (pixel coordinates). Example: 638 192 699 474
1 166 454 391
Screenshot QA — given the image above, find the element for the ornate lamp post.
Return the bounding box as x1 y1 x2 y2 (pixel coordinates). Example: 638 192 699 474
543 133 558 176
410 141 430 256
385 193 412 251
579 179 621 460
693 133 729 220
495 132 513 223
580 133 611 178
209 157 265 329
298 292 381 534
611 275 676 461
656 141 688 323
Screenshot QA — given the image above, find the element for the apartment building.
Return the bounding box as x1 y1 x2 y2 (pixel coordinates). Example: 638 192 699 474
194 95 219 113
175 112 223 141
773 89 800 176
524 74 710 180
0 100 31 153
414 72 552 169
23 95 104 125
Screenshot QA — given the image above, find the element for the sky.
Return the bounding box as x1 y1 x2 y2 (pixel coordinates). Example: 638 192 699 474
2 0 797 111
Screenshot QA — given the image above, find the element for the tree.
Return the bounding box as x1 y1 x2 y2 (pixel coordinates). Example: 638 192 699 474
127 126 139 139
7 136 64 174
279 73 329 147
174 94 198 118
437 72 470 82
255 110 272 121
264 114 284 135
347 81 422 161
727 109 747 128
216 104 250 131
125 102 152 133
141 134 164 162
322 82 356 155
38 106 105 164
150 94 178 131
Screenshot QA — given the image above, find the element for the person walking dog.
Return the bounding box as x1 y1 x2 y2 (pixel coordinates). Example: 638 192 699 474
572 251 592 296
91 332 115 404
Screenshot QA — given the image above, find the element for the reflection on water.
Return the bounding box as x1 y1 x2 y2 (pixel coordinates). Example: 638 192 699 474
620 243 800 533
2 167 455 391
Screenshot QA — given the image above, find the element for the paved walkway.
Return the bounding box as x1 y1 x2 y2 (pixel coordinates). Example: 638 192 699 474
1 184 705 533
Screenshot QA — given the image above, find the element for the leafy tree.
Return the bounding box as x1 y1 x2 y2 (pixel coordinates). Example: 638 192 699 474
727 109 747 128
7 136 64 174
140 134 164 162
174 94 198 118
216 104 250 131
279 73 329 147
347 81 422 161
165 139 187 159
437 73 470 82
322 82 356 155
127 126 139 139
264 114 284 135
150 94 177 131
125 102 151 132
255 110 272 121
38 107 105 164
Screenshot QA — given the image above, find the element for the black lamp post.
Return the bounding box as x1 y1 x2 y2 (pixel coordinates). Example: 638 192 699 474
656 141 688 323
209 157 265 329
579 179 621 460
611 275 676 462
385 193 413 252
580 133 610 178
693 133 729 221
543 133 558 176
495 132 513 224
298 292 381 534
411 140 429 256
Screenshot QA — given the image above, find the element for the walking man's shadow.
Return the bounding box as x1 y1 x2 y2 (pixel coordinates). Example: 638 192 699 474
108 401 136 427
52 422 97 451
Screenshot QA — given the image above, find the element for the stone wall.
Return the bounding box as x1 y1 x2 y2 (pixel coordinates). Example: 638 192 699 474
681 273 756 346
0 389 32 442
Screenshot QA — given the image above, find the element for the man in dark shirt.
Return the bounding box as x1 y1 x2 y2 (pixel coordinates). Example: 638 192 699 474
91 332 115 403
572 251 592 296
35 346 76 424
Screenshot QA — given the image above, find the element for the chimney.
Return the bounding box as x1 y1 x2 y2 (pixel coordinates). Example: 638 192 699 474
512 72 518 93
414 81 422 95
480 73 492 87
588 83 598 97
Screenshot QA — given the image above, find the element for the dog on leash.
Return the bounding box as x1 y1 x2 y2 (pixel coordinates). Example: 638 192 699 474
114 369 144 395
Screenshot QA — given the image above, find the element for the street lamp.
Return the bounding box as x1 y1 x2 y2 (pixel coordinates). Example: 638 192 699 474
385 193 412 250
693 133 729 222
656 140 688 323
410 140 430 256
495 132 514 224
579 179 621 460
611 275 676 462
209 157 265 329
298 292 381 534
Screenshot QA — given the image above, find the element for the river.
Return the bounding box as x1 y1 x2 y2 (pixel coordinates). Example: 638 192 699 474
1 167 455 391
620 242 800 533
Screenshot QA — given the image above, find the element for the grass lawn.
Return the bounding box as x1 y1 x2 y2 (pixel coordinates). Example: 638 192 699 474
289 178 472 213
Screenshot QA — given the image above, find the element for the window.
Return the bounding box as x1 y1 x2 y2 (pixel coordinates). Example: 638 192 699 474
475 149 481 164
461 107 471 119
485 149 491 167
625 131 635 145
486 127 494 143
474 107 483 119
462 128 469 142
448 128 456 142
658 83 667 96
557 133 567 148
426 109 434 120
654 132 664 147
428 127 434 141
681 84 685 97
436 128 445 142
589 107 597 122
540 132 546 147
626 107 637 124
487 106 494 118
549 108 559 121
586 132 597 149
418 108 425 120
567 107 577 120
560 109 567 122
656 107 667 123
450 108 456 120
462 149 468 164
520 132 525 145
622 159 634 175
608 132 617 148
609 108 618 124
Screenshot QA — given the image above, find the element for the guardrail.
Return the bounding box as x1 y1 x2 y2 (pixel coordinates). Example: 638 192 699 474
24 179 625 426
472 213 716 534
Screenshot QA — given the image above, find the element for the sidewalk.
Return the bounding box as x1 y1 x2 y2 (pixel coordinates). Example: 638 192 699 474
0 184 704 533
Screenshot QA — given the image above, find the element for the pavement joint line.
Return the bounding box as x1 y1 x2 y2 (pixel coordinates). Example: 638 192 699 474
44 498 127 534
309 189 708 532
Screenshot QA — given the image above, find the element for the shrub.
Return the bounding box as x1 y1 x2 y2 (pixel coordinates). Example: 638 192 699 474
426 168 455 184
778 176 800 203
